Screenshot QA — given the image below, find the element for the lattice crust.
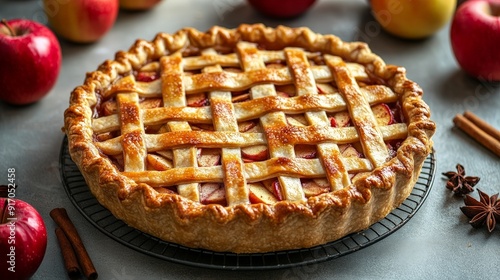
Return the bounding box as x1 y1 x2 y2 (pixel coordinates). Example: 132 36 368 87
64 24 435 253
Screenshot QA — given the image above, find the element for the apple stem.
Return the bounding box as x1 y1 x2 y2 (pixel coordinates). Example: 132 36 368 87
1 199 8 224
1 19 16 36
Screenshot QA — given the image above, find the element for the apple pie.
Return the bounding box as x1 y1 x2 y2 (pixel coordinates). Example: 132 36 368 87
63 24 435 253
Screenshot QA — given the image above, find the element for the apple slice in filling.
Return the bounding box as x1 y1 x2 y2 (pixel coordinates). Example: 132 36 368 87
101 98 116 116
372 103 394 125
340 144 363 158
286 115 308 126
232 92 250 102
275 84 296 96
200 183 226 205
240 122 265 163
390 102 404 123
262 179 283 201
187 93 209 107
295 144 317 159
191 123 214 131
197 148 221 167
316 83 336 94
147 154 173 171
248 182 278 204
100 97 161 116
110 154 124 171
386 139 403 158
241 145 268 162
301 179 330 198
329 111 351 127
238 121 258 132
95 131 115 141
266 63 286 69
155 187 176 194
276 90 292 98
140 98 162 109
157 150 174 161
135 71 159 82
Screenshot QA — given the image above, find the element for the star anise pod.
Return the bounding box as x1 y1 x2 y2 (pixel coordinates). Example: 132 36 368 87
460 189 500 233
442 164 480 196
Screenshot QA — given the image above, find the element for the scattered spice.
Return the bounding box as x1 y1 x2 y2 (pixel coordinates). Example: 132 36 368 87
442 164 480 196
460 189 500 233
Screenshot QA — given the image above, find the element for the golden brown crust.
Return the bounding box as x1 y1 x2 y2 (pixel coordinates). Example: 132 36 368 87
64 24 435 253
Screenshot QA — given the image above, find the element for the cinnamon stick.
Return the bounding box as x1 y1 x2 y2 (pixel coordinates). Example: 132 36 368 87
50 208 98 280
463 111 500 142
453 113 500 157
55 227 81 279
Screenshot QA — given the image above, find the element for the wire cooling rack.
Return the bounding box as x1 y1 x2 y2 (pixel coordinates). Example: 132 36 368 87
59 136 436 270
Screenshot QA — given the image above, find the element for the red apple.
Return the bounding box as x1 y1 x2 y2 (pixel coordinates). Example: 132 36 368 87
0 198 47 280
0 19 61 105
43 0 119 43
247 0 317 18
120 0 162 10
450 0 500 81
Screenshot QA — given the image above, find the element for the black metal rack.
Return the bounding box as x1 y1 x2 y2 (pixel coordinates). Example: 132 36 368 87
59 137 436 270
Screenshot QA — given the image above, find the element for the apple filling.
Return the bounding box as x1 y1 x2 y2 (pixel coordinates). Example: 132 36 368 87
90 52 407 206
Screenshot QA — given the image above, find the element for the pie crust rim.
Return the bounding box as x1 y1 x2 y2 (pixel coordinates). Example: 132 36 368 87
63 24 435 253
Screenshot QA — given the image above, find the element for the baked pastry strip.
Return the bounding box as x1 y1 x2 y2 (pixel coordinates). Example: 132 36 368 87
202 48 249 206
284 48 350 191
237 41 305 202
92 85 399 134
160 53 200 202
102 63 370 99
117 92 147 172
326 55 389 168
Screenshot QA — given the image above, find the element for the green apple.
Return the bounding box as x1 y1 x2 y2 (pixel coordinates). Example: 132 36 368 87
370 0 457 39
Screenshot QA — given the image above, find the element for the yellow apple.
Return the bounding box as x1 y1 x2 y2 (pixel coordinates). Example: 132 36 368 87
370 0 457 39
120 0 162 10
43 0 118 43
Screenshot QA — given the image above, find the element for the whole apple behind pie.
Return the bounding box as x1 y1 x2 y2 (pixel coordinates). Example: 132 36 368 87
64 24 435 253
